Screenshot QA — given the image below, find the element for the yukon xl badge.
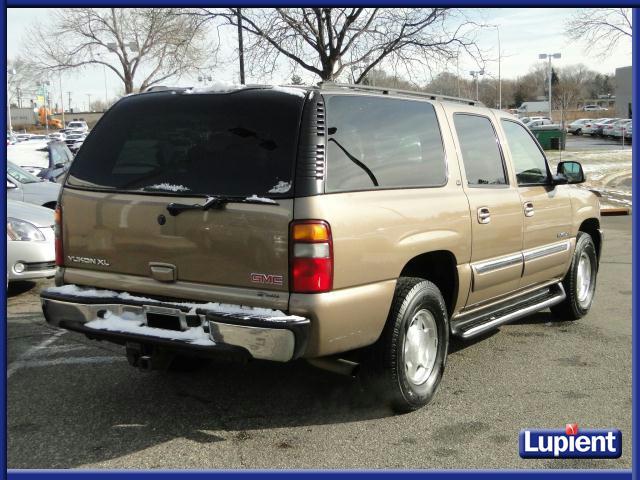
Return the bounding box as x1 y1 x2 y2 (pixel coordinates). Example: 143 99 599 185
250 273 284 286
67 255 111 267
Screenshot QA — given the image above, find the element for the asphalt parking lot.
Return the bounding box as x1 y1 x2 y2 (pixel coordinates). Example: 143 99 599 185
7 215 631 470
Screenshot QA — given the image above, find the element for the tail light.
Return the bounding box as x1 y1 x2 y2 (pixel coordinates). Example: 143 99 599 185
54 206 63 267
290 220 333 293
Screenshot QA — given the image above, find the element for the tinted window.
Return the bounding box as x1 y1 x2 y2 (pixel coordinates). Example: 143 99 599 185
501 120 549 185
326 96 446 192
453 114 507 186
7 162 40 183
67 90 305 197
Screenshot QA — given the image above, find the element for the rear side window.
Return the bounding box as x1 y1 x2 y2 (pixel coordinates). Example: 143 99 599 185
325 95 446 192
453 114 507 186
67 90 305 197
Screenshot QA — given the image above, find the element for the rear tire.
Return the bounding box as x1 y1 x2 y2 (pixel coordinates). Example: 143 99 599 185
551 233 598 320
367 277 449 413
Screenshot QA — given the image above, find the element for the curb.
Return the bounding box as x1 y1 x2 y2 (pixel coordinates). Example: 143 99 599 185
601 208 631 216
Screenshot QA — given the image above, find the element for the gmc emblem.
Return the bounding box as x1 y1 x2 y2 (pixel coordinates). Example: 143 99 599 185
250 273 284 286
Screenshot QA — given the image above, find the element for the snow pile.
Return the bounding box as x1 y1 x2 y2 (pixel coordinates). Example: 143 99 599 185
268 181 292 193
85 311 215 346
44 284 304 322
271 86 306 98
185 81 243 94
246 195 277 204
146 183 190 192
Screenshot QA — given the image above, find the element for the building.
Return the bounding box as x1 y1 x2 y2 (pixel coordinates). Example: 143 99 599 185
517 101 549 114
615 66 632 118
10 107 37 129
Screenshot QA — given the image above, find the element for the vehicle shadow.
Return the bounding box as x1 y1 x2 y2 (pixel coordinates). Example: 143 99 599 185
7 280 38 298
8 343 396 468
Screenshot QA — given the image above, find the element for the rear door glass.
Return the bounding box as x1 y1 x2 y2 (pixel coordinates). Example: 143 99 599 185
67 89 306 197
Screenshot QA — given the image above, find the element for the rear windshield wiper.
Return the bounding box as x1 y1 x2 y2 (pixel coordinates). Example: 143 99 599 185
166 195 278 216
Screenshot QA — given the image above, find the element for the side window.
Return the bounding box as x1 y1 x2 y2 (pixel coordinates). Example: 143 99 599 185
453 114 507 186
501 119 549 185
326 96 446 192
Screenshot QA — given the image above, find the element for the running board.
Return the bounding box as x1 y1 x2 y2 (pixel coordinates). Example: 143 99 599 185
452 283 566 339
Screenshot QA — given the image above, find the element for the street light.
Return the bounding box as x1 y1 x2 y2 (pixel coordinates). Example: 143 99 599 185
539 52 561 119
470 69 484 101
36 80 52 134
493 25 502 110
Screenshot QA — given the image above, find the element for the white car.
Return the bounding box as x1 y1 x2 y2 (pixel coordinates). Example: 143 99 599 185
624 124 632 140
609 119 632 138
581 118 607 135
520 116 551 125
47 132 66 141
7 162 61 209
7 200 56 283
582 105 608 111
567 119 591 135
66 120 89 133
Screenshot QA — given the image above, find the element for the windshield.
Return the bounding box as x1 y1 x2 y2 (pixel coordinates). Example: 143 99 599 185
67 89 306 196
7 162 41 183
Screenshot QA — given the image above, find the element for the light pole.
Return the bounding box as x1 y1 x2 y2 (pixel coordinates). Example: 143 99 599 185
538 52 561 120
37 80 51 134
96 52 109 108
87 93 92 112
58 72 65 126
493 25 502 110
7 68 16 133
470 69 484 101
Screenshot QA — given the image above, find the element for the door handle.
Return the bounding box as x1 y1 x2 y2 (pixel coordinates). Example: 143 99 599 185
477 207 491 224
523 202 535 217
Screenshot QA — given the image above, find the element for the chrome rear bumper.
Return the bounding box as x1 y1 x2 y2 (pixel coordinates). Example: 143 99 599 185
41 289 309 362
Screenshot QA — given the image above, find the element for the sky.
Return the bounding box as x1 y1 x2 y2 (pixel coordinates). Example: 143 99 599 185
6 7 633 111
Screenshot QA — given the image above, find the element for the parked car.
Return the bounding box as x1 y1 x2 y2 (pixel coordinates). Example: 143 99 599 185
7 199 56 284
64 132 87 150
7 161 61 209
526 119 554 129
47 132 67 141
582 105 608 111
41 83 602 412
567 119 591 135
7 140 74 181
580 118 607 136
14 133 33 142
591 118 619 136
65 120 89 134
609 119 632 138
624 124 632 141
520 116 551 125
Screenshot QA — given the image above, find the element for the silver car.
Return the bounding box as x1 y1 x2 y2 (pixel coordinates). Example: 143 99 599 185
7 200 56 283
7 162 61 209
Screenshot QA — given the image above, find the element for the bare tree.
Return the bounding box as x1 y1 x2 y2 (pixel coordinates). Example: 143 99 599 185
27 8 213 93
566 8 632 56
194 8 485 84
7 57 41 107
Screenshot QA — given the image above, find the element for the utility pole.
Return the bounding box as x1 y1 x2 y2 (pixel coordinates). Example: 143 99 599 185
66 91 72 113
237 8 245 84
59 72 65 126
87 93 92 112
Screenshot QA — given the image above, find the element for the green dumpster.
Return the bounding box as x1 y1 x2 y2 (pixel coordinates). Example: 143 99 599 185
530 125 566 150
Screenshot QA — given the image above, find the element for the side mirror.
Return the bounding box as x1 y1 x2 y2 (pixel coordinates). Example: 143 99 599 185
54 163 66 169
557 161 585 184
7 180 17 189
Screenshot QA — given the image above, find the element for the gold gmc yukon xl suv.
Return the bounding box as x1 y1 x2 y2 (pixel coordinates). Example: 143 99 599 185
41 83 602 412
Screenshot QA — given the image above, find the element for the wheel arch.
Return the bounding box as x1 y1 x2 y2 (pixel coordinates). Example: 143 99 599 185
578 218 602 261
399 250 459 317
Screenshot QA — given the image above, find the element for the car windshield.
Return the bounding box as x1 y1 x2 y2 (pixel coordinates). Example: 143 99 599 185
7 161 41 183
67 89 306 197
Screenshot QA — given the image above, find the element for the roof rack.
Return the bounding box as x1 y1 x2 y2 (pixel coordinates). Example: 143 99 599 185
317 82 482 106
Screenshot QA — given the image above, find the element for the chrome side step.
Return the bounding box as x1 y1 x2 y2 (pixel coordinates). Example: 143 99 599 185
452 283 566 339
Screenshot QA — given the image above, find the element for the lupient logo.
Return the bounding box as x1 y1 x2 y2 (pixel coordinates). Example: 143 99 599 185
250 273 284 286
520 424 622 459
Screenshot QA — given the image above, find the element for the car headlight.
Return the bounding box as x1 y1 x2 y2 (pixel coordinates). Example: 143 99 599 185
7 218 46 241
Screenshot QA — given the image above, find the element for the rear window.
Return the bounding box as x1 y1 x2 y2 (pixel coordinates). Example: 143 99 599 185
67 89 306 197
325 95 446 192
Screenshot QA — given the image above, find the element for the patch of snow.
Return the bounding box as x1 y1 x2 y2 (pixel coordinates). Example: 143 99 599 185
85 311 215 346
245 195 277 204
185 81 243 94
146 183 191 192
268 181 292 193
271 86 307 98
44 284 305 322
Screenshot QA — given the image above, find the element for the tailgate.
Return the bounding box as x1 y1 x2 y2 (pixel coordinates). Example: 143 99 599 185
61 188 292 291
